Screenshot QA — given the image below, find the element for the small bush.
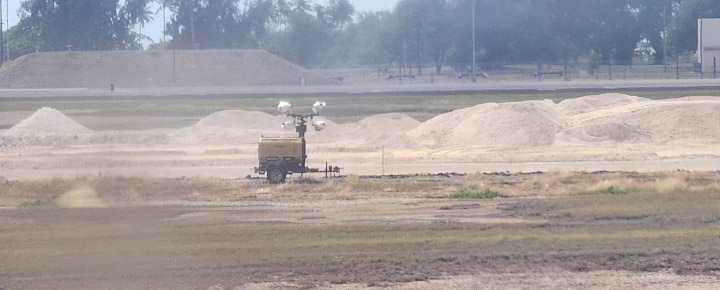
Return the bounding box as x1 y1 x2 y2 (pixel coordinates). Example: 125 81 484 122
587 185 627 195
449 189 504 199
18 193 61 208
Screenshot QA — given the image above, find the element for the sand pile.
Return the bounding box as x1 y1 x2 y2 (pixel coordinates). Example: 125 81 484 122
408 100 566 148
1 108 94 145
172 110 287 144
346 113 420 147
556 95 720 145
3 107 92 136
171 111 423 146
559 123 651 144
303 118 347 143
193 110 283 130
589 97 720 144
0 50 329 88
4 95 720 148
557 93 650 116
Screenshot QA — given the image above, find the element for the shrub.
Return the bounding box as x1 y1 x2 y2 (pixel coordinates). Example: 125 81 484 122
587 185 627 195
449 189 504 199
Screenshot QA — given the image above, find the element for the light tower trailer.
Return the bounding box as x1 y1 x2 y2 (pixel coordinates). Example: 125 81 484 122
254 101 341 183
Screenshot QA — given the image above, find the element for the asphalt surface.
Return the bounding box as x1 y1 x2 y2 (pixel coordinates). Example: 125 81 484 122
1 78 720 98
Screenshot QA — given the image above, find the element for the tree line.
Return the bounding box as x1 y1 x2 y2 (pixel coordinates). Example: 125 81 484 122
4 0 720 72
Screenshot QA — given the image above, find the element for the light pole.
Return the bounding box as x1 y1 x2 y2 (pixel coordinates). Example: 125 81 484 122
162 2 166 43
471 0 476 83
0 0 4 68
676 10 680 80
663 6 667 74
5 0 7 61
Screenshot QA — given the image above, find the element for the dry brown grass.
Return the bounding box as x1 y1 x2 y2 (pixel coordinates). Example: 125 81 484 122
462 171 720 197
2 171 718 207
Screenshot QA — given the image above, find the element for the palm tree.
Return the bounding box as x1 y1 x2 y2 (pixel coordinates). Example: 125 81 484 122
247 0 276 48
276 0 291 20
126 0 154 27
292 0 311 14
328 0 354 30
155 0 170 43
124 0 154 47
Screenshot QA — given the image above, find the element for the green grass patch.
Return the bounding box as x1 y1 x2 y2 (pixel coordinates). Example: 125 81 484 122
584 185 628 195
449 189 504 199
18 193 61 208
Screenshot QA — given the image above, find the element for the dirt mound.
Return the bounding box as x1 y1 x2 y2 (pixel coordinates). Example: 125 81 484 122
172 110 287 144
5 96 720 149
408 100 565 148
558 93 649 116
353 113 420 132
560 123 651 144
193 110 283 130
609 100 720 144
172 111 422 146
0 107 95 146
3 107 92 137
347 113 420 148
0 50 329 88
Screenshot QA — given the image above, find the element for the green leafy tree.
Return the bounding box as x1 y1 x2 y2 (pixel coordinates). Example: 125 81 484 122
512 0 595 63
3 18 41 60
347 12 391 67
631 0 680 64
586 0 642 64
17 0 151 51
448 0 519 67
286 9 327 66
394 0 454 75
246 0 278 48
327 0 355 30
292 0 312 13
676 0 720 53
166 0 248 49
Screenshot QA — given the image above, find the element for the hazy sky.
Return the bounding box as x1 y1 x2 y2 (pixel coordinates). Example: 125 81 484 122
3 0 400 46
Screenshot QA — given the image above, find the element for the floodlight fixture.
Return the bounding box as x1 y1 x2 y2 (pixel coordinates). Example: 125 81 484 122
313 121 328 132
312 102 327 115
277 101 328 138
282 121 296 130
278 101 293 116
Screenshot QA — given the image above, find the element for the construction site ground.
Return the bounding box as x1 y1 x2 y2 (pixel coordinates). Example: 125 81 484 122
1 88 720 289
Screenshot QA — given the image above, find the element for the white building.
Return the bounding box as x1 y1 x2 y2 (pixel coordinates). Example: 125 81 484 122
698 18 720 73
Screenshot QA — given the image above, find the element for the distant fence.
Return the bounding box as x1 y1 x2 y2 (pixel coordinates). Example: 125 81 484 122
356 59 720 84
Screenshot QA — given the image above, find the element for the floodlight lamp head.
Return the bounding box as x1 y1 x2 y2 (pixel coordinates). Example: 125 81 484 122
313 121 328 132
282 121 296 130
278 101 293 116
312 101 326 115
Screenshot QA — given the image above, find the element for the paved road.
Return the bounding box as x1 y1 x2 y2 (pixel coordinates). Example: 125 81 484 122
1 78 720 98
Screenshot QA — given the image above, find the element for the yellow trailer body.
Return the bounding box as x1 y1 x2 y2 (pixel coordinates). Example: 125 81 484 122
258 138 303 160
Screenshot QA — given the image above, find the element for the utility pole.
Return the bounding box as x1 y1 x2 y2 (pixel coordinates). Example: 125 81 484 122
663 6 667 74
676 11 680 80
162 2 166 43
471 0 477 83
5 0 8 61
191 16 197 50
0 0 4 68
403 37 407 80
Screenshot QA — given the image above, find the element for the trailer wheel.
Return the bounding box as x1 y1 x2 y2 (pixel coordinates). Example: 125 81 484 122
267 166 287 184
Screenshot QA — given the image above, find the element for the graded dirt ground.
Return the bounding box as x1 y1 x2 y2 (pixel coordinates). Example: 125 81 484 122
1 178 719 289
2 91 720 180
1 89 719 289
